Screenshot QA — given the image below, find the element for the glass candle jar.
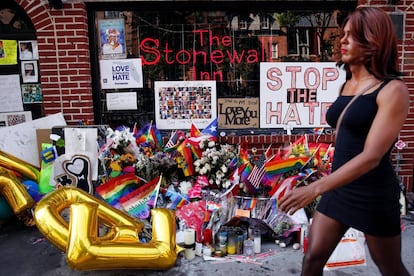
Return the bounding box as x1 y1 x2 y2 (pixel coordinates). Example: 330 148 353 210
227 230 236 255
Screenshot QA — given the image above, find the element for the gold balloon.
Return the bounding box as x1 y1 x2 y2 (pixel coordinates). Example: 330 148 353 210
0 150 39 182
34 186 143 252
34 186 182 270
67 205 180 270
0 167 35 215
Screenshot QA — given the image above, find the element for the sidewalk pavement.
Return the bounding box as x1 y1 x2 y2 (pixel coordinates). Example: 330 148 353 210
1 214 413 276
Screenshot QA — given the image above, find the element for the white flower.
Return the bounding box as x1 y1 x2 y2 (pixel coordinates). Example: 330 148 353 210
220 165 228 173
222 180 232 189
200 167 208 175
179 181 192 195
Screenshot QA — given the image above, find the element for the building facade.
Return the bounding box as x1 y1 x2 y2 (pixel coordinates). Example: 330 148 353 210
2 0 414 191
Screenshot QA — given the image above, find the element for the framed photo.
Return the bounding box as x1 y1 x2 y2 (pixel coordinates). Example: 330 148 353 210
21 60 38 83
21 83 42 103
154 80 217 130
18 40 39 60
98 19 127 60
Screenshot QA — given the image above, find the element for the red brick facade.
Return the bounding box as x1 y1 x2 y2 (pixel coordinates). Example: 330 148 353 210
15 0 414 191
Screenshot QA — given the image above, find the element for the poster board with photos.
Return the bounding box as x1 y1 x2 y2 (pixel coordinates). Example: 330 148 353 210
154 80 217 130
98 19 127 60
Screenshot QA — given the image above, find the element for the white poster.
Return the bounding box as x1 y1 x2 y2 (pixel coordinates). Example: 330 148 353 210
0 112 66 167
154 80 217 129
100 58 143 89
0 74 24 112
0 111 32 127
260 62 346 128
106 92 137 110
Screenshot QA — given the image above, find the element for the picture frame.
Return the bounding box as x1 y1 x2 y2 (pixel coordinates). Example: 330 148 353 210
154 80 217 130
21 83 42 103
98 19 127 60
18 40 39 60
21 60 39 83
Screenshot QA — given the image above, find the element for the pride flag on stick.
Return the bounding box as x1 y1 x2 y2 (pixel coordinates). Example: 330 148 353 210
119 175 162 219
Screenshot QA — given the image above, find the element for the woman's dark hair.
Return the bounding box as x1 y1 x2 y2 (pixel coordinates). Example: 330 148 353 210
336 6 403 79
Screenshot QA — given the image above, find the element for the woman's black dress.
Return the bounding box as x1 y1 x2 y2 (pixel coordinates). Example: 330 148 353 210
317 80 402 236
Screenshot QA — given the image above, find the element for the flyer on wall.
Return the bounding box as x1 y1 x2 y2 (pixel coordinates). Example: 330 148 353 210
98 18 127 60
100 58 143 89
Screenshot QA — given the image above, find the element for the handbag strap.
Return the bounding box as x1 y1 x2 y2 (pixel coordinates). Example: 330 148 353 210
335 80 383 141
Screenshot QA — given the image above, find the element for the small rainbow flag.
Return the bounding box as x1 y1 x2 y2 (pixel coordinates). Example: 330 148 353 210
96 173 143 208
239 162 253 183
176 141 195 176
165 185 189 210
264 156 309 177
135 122 163 150
244 197 257 210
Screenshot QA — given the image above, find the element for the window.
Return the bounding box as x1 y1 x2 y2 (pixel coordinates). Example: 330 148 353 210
261 17 270 29
272 43 279 59
89 2 353 128
239 19 248 30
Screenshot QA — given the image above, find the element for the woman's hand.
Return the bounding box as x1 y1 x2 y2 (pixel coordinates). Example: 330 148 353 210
278 185 319 215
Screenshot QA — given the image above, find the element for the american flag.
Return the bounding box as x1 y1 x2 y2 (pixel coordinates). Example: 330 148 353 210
246 154 266 190
164 131 178 150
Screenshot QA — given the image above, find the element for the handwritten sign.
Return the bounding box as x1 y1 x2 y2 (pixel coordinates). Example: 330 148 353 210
0 75 24 112
218 98 259 129
106 92 137 110
260 62 346 128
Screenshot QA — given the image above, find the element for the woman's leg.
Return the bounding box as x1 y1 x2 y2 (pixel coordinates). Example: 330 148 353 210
302 211 348 276
365 234 410 276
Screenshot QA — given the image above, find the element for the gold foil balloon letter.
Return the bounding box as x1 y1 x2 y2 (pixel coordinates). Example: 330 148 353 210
34 186 181 270
0 167 35 215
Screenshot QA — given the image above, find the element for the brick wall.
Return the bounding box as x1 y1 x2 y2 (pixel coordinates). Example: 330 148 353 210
16 0 94 125
16 0 414 191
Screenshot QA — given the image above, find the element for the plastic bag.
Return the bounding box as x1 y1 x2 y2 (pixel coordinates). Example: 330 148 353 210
325 228 366 270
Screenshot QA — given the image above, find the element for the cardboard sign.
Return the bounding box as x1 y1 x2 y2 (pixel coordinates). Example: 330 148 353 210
218 98 259 129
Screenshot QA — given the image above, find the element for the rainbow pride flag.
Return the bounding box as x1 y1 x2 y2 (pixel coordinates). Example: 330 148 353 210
264 156 309 177
135 122 163 150
176 141 195 176
96 173 143 208
164 185 189 210
244 197 257 210
119 175 161 219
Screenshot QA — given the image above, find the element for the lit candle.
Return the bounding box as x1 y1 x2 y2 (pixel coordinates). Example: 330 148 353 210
184 229 196 260
184 229 195 245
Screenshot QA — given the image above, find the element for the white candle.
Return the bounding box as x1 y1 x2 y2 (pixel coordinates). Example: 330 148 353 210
184 229 195 245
